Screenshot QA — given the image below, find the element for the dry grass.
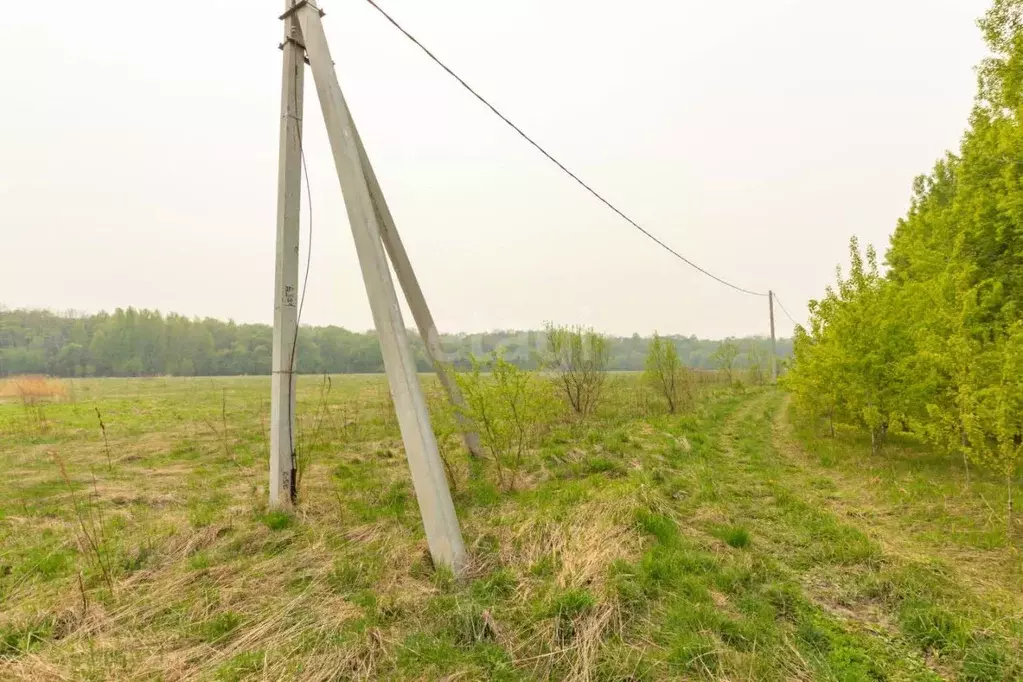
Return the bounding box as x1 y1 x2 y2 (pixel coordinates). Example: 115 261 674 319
3 376 1021 680
0 375 67 403
498 501 641 592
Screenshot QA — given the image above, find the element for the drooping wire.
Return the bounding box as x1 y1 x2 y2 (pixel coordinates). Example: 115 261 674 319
772 294 800 327
361 0 768 298
293 82 314 367
285 56 314 502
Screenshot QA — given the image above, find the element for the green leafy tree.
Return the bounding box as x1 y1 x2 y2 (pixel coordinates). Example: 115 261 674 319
0 308 791 378
644 333 693 414
542 323 610 417
960 323 1023 539
712 340 740 383
993 323 1023 539
788 0 1023 533
55 343 86 377
785 318 844 437
789 239 915 453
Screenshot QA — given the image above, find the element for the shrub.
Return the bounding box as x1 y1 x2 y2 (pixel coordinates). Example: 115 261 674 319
543 323 610 417
457 354 559 491
712 340 740 383
644 333 693 414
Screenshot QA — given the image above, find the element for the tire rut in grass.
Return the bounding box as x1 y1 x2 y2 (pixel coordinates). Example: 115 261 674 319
642 390 945 681
768 395 1023 680
770 395 1023 615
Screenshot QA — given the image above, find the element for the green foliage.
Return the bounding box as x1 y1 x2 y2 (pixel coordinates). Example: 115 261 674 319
542 323 610 417
456 354 560 491
259 509 294 531
711 340 740 382
787 0 1023 530
197 611 242 644
0 308 791 377
543 588 595 643
899 601 970 652
1 375 1020 678
214 651 265 682
1 617 53 659
644 333 693 414
716 525 751 549
328 557 381 595
788 239 914 454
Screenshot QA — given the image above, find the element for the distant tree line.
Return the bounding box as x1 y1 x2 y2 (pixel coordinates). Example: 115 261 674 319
0 307 791 378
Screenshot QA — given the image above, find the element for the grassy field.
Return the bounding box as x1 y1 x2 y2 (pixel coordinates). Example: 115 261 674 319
1 374 1021 681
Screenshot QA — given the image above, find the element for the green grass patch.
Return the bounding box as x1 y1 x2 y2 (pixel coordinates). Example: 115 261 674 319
0 377 1019 679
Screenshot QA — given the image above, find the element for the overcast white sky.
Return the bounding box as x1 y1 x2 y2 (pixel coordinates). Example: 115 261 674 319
0 0 989 338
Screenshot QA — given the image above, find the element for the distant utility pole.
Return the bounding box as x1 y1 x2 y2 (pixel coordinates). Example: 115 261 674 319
768 290 777 382
270 0 466 571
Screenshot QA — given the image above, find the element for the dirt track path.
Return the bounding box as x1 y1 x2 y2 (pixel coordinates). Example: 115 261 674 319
768 394 1023 623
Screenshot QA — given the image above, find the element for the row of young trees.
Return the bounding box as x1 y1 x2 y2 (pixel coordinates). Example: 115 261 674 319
0 307 789 377
786 0 1023 527
448 324 739 491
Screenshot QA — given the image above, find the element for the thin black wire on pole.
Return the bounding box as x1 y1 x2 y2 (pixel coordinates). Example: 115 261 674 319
362 0 767 298
285 58 315 501
772 294 800 327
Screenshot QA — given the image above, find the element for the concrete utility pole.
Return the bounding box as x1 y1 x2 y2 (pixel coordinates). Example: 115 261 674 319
351 126 483 460
288 0 466 571
269 0 305 508
768 290 777 382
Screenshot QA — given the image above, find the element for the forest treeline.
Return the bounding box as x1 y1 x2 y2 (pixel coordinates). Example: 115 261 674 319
0 307 790 378
787 0 1023 510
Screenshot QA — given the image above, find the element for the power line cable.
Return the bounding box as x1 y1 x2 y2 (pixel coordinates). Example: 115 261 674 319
772 294 800 327
284 58 315 503
361 0 768 298
294 126 313 362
